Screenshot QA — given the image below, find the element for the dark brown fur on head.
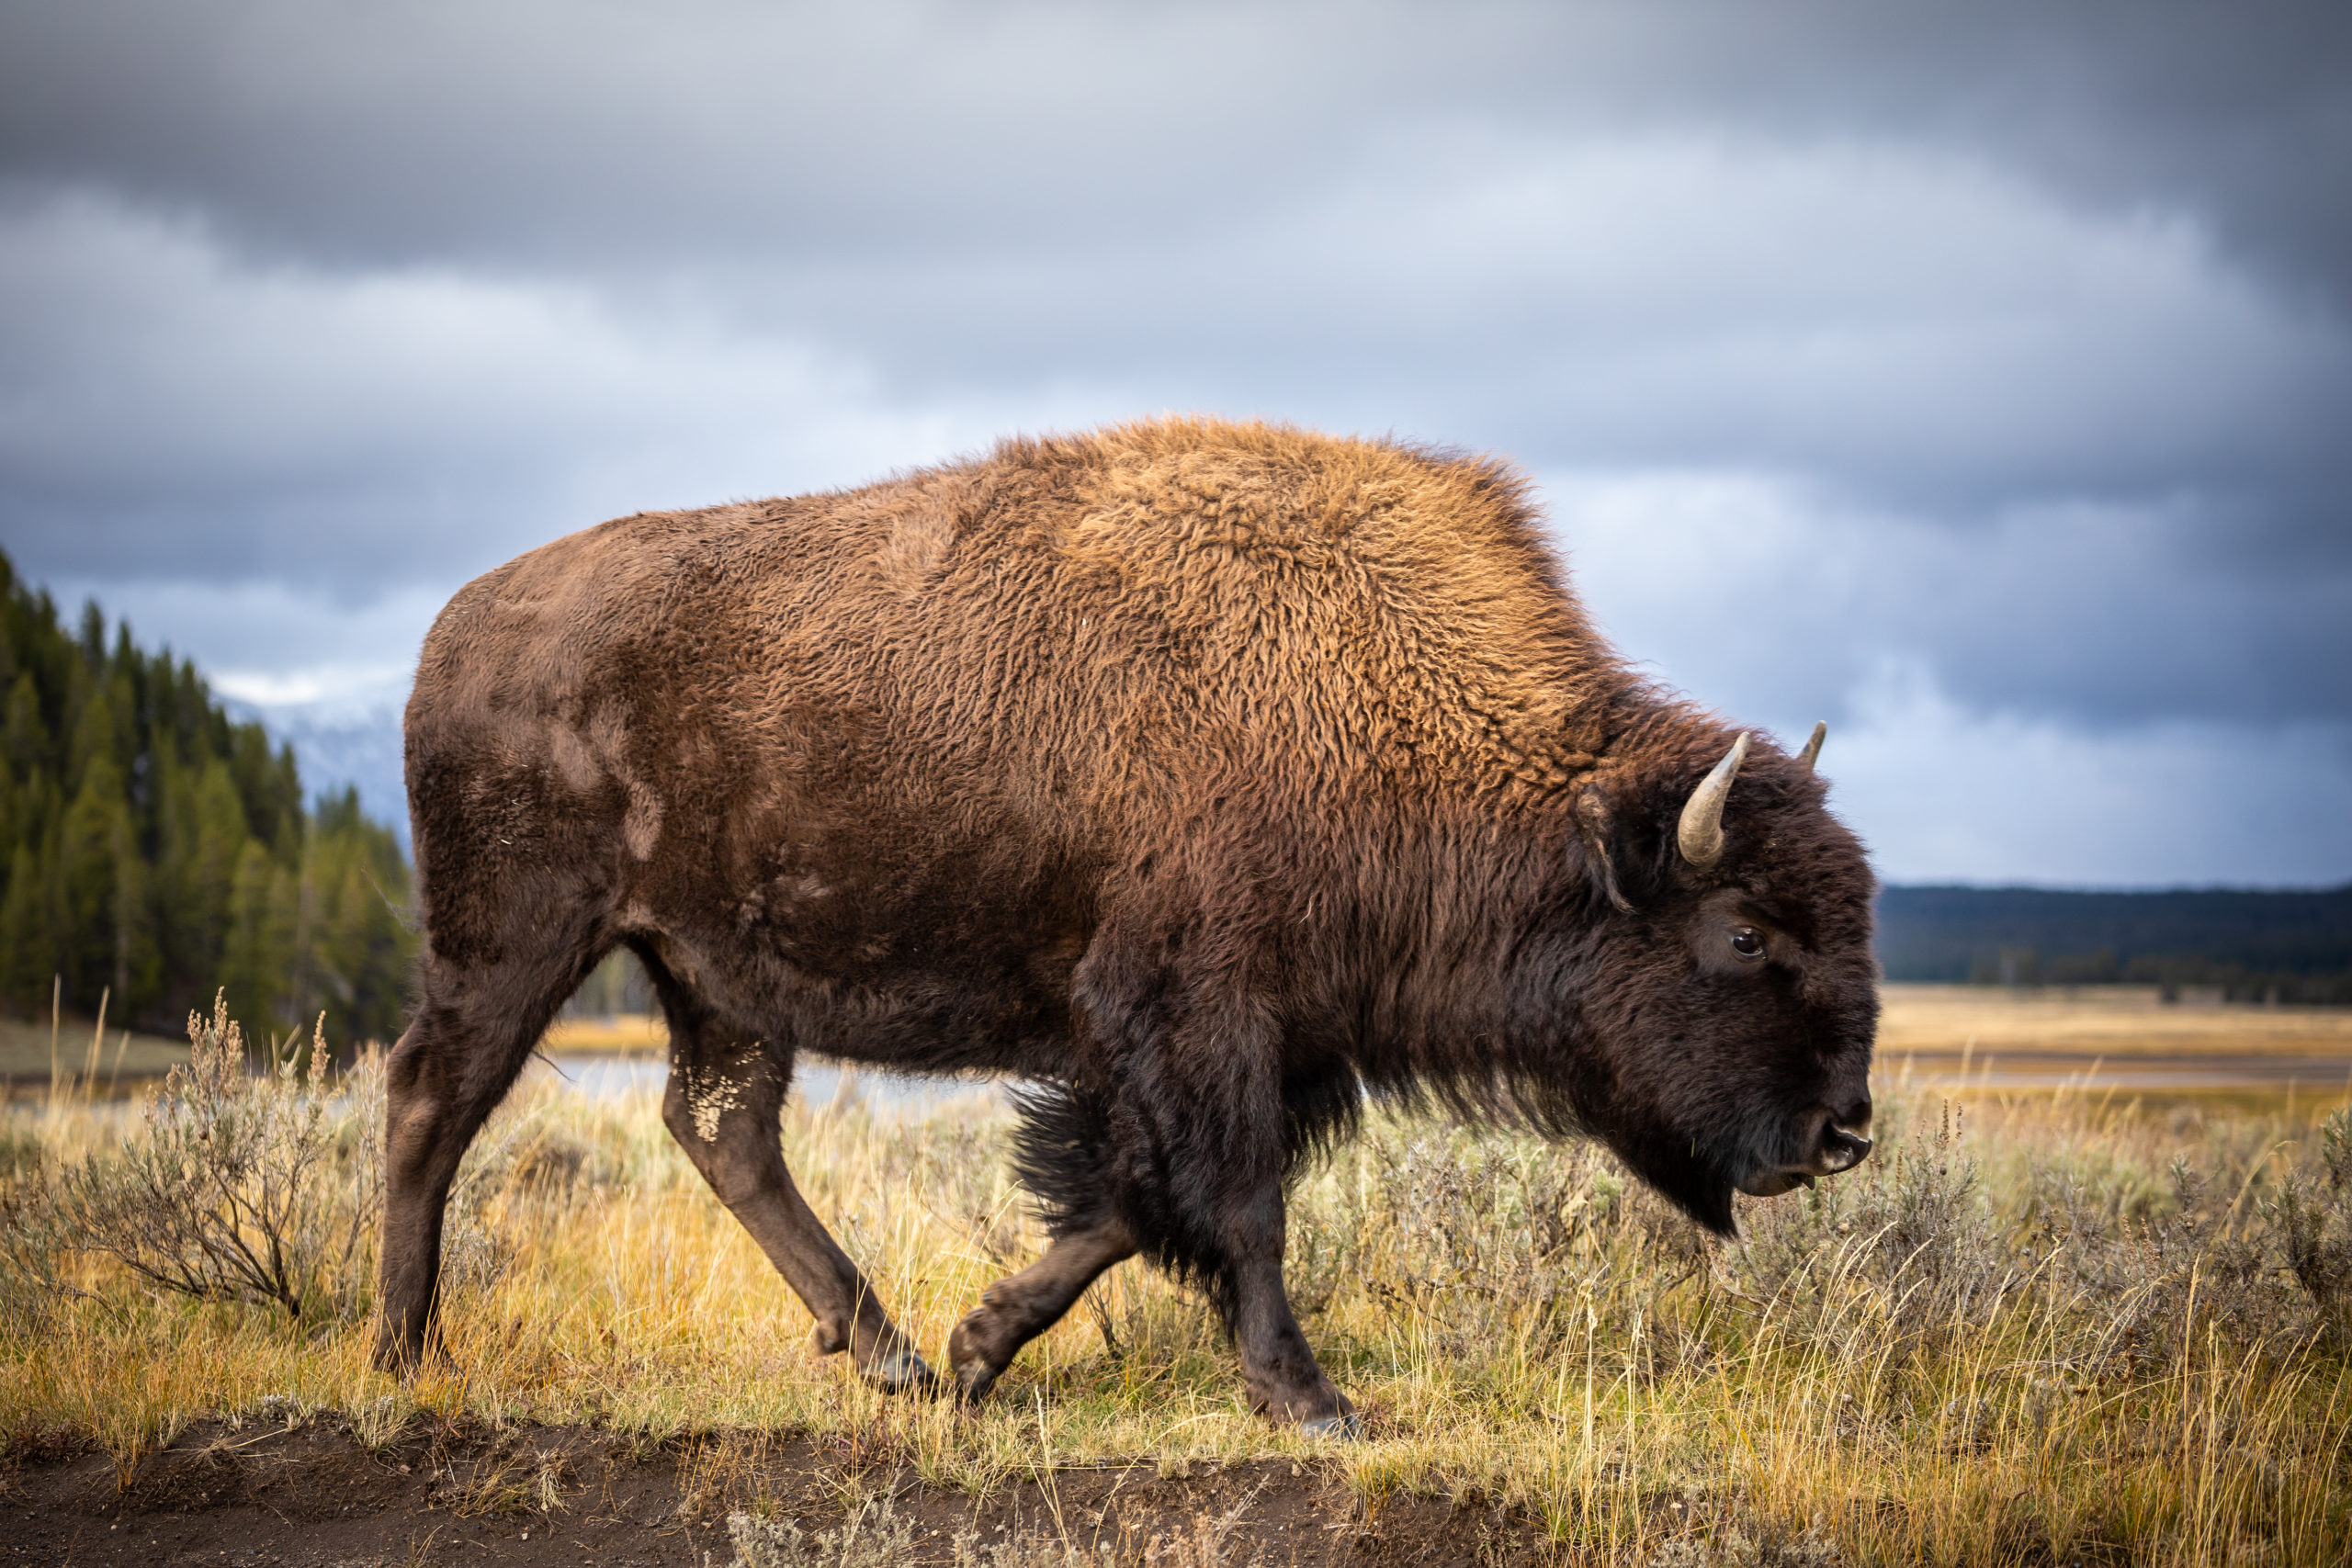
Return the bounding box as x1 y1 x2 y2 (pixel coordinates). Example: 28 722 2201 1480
378 416 1876 1419
1534 723 1879 1232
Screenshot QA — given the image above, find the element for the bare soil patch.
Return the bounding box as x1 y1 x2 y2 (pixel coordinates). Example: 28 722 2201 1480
3 1417 1558 1567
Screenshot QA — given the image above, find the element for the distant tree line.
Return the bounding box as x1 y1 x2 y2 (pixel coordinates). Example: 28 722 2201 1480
1877 885 2352 1004
0 549 415 1045
561 950 654 1020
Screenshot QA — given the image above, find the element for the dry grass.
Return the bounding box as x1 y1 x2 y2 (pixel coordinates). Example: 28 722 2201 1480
3 1008 2349 1564
546 986 2352 1066
541 1013 669 1055
0 1011 187 1093
1880 984 2352 1061
729 1491 1259 1567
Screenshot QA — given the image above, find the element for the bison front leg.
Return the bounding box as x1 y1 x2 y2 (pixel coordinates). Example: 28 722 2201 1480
1213 1175 1357 1435
659 1026 937 1394
1102 988 1359 1435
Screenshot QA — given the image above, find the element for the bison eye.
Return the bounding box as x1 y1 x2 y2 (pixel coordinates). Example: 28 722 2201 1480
1728 926 1765 959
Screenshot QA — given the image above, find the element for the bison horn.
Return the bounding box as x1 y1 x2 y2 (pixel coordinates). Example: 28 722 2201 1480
1798 720 1826 773
1677 732 1749 869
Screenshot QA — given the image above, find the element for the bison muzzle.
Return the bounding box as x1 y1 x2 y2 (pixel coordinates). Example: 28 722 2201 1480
375 418 1878 1433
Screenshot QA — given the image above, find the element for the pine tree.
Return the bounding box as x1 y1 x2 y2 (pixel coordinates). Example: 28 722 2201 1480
3 672 45 774
308 788 411 1043
0 838 53 1013
220 837 290 1040
155 752 251 1007
0 547 416 1047
57 754 127 1012
113 807 161 1015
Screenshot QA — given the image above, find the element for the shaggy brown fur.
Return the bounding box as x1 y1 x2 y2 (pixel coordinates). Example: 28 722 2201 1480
376 417 1878 1429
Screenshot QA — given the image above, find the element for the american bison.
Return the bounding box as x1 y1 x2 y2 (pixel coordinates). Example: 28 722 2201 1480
377 418 1877 1433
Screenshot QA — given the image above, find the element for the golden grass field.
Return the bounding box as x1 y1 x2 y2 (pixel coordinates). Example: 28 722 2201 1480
3 990 2350 1564
0 1014 191 1095
537 984 2352 1088
1879 986 2352 1059
17 983 2348 1094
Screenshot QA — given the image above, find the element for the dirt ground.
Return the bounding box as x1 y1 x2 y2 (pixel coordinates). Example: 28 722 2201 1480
2 1416 1563 1567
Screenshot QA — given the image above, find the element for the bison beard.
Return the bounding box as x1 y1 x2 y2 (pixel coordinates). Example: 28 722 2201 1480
373 417 1879 1432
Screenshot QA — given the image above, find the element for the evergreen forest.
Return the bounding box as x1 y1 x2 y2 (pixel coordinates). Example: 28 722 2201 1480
1876 884 2352 1003
0 549 413 1045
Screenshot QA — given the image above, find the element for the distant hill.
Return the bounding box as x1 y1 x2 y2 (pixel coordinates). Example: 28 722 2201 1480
221 687 410 846
1876 885 2352 1003
0 549 415 1044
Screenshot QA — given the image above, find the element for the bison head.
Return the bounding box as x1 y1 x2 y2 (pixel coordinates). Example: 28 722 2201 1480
1561 724 1878 1234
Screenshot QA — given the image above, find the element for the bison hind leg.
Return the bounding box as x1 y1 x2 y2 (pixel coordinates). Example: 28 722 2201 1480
946 1082 1137 1401
1008 1078 1226 1292
377 933 611 1374
633 946 939 1394
1001 1076 1248 1327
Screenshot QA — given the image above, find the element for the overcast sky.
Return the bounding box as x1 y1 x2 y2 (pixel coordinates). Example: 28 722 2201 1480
3 0 2347 886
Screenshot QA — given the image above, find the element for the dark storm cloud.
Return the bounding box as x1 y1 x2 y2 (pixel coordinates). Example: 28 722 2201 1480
5 1 2346 298
0 0 2347 881
1557 477 2352 734
5 1 2343 476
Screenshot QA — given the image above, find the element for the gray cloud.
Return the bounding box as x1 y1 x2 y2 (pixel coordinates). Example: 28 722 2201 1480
1 0 2346 883
5 2 2345 296
1556 476 2352 729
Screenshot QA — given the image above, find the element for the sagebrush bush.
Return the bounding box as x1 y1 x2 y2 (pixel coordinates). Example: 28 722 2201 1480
2267 1109 2352 1342
6 995 381 1322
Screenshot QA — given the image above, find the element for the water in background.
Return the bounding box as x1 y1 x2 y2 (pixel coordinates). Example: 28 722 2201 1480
523 1052 1009 1118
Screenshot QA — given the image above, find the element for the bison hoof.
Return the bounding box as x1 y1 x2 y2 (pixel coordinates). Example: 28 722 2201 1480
950 1353 1002 1404
1299 1412 1363 1440
862 1348 941 1396
946 1314 1011 1404
370 1334 444 1381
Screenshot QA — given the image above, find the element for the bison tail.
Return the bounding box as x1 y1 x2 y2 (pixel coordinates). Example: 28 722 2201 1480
1007 1080 1121 1240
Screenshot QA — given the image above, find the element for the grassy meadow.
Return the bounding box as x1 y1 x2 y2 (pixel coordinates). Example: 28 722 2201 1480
2 994 2350 1564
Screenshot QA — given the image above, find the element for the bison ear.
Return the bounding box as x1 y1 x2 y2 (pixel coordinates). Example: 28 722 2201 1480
1573 786 1635 914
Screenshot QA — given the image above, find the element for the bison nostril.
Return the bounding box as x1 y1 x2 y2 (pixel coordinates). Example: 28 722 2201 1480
1822 1124 1872 1169
1839 1098 1873 1135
